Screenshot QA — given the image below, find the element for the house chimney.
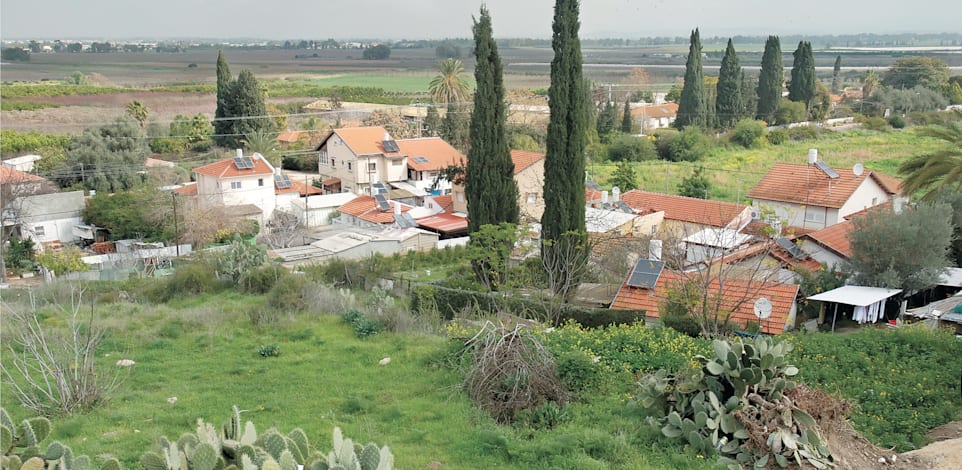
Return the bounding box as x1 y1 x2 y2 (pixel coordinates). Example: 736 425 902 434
602 191 609 204
649 239 663 261
612 186 620 202
236 148 243 158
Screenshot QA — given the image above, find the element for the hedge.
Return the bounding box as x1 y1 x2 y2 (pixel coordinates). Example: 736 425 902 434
410 284 644 328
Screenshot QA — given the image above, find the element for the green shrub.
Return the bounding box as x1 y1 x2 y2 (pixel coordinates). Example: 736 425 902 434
887 115 906 129
162 260 221 300
774 99 807 125
860 116 891 131
786 125 822 141
606 133 657 161
729 119 767 148
148 137 183 154
664 127 709 162
266 273 308 312
341 309 383 338
766 128 788 145
660 312 702 337
554 349 606 395
257 344 280 357
239 264 288 294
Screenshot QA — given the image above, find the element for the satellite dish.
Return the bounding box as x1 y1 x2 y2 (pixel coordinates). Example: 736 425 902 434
853 163 864 177
753 297 773 320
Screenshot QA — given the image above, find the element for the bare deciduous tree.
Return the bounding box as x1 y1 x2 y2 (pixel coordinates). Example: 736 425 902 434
260 210 304 249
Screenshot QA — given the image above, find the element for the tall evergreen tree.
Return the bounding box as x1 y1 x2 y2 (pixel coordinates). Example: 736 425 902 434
675 28 706 129
831 55 842 93
214 50 233 146
756 35 783 122
621 97 633 133
441 102 470 151
741 74 759 121
423 104 441 137
597 98 616 139
542 0 588 298
788 41 816 111
227 70 273 148
715 39 744 129
467 6 519 233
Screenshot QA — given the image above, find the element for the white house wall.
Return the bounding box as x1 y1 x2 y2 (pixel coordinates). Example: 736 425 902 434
837 178 891 219
752 200 840 231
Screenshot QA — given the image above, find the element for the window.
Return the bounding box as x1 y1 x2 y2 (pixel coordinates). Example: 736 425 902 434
258 178 264 187
872 197 878 206
368 162 377 171
331 158 336 168
804 210 825 223
651 225 658 235
527 193 538 203
231 181 242 190
319 150 329 165
347 162 352 171
33 226 45 236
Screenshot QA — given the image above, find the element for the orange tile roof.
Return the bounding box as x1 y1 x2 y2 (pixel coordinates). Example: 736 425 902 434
416 213 468 234
630 102 679 119
511 150 544 174
337 195 411 224
871 172 903 195
586 188 603 203
326 126 403 156
275 179 324 196
398 137 465 171
748 162 893 209
718 239 823 272
0 166 47 184
801 220 853 258
173 184 198 196
276 130 304 143
429 195 454 213
610 268 799 334
193 155 273 178
620 190 749 228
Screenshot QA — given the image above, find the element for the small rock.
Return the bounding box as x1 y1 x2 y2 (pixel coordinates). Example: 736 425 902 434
115 359 135 367
379 357 391 366
167 397 178 404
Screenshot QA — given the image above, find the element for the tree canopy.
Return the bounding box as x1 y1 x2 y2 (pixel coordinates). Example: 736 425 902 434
362 44 391 60
756 36 783 123
898 122 962 199
429 58 471 106
788 41 816 111
56 118 147 192
675 29 706 129
882 56 950 92
715 39 744 129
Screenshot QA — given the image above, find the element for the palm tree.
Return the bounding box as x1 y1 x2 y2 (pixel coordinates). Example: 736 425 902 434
429 58 470 106
898 122 962 199
243 130 280 166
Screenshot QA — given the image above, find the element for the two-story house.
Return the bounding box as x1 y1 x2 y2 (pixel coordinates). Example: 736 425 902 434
315 127 408 195
617 189 752 238
747 162 902 231
398 137 465 195
192 151 278 225
451 150 546 223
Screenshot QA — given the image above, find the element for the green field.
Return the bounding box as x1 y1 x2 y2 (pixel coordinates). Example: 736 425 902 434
297 73 442 94
589 128 944 202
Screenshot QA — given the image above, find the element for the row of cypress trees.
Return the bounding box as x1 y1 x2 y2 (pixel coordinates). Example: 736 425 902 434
676 32 817 129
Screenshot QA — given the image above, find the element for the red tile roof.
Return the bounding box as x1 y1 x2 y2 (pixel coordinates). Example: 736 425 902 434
337 195 411 224
748 163 895 209
611 269 799 334
871 172 903 195
0 166 47 184
428 195 454 213
276 179 324 196
173 183 198 196
416 213 468 234
325 126 402 156
801 220 853 258
620 190 749 228
399 137 465 171
193 155 273 178
718 239 823 273
630 102 679 119
511 150 544 174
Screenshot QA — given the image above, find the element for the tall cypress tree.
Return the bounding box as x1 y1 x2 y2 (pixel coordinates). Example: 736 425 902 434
788 41 816 111
597 98 616 139
675 28 706 129
831 55 842 93
214 50 233 146
542 0 588 298
227 70 273 148
621 97 633 133
741 73 759 121
756 35 783 122
467 6 518 233
423 104 441 137
716 39 744 129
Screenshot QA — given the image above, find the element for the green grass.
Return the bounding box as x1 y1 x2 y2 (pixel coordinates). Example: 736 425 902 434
589 128 946 202
0 288 711 470
0 100 61 111
298 73 443 94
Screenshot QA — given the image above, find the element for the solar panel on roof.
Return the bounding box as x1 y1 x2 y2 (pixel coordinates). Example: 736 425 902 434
233 156 254 169
374 193 391 211
412 156 429 164
396 213 416 228
371 182 387 195
626 259 664 289
615 200 634 214
815 160 839 179
775 237 806 259
382 140 400 153
274 174 292 189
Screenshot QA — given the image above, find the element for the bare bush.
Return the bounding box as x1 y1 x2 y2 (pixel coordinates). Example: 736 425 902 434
461 323 565 423
1 286 129 415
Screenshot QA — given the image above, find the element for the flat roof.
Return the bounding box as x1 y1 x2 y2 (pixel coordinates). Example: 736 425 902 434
807 285 903 307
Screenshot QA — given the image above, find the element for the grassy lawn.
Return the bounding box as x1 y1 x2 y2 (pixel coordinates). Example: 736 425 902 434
0 287 712 470
589 128 945 202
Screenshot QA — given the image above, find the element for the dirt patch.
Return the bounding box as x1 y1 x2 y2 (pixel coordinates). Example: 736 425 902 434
926 420 962 442
897 437 962 469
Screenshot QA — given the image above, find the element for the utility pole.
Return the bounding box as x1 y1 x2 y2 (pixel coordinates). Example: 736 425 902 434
80 162 86 187
171 192 180 257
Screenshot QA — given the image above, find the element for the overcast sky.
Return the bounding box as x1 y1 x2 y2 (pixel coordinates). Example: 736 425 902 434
1 0 958 40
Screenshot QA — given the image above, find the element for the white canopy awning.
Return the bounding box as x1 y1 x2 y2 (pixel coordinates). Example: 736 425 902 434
939 267 962 287
807 285 903 307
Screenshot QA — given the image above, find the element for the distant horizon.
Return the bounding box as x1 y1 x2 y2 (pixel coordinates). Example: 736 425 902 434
2 0 960 42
